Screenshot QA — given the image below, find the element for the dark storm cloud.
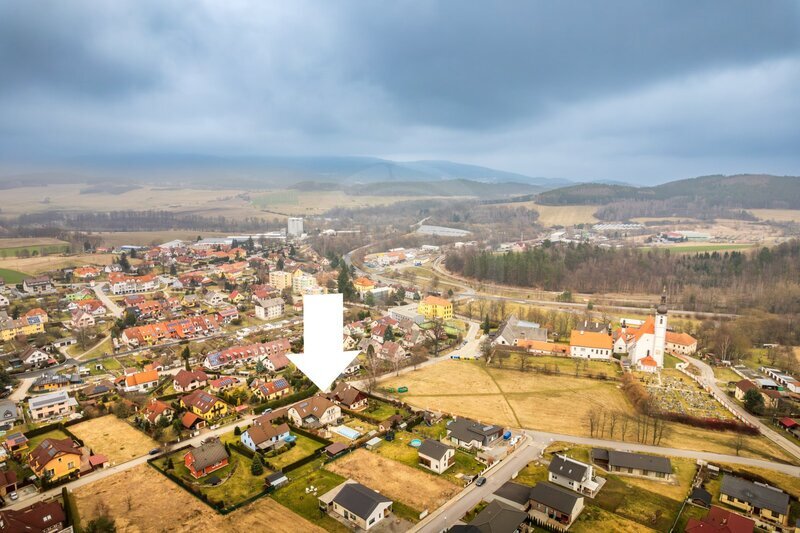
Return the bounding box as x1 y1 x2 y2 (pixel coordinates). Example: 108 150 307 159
0 0 798 182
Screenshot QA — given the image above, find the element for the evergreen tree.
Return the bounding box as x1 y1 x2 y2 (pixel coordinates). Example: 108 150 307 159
364 291 375 307
743 388 765 414
337 264 356 301
251 454 264 476
482 315 491 334
118 252 130 272
181 346 191 371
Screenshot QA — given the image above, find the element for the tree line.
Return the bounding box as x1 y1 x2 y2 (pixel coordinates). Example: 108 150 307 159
445 240 800 314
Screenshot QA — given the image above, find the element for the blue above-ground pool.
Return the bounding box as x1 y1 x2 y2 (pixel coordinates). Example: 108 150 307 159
409 439 422 447
283 435 297 443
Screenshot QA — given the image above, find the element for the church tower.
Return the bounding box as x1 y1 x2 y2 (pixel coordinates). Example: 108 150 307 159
653 289 668 367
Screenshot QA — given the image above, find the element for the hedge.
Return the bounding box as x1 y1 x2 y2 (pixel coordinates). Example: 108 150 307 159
250 385 319 414
287 424 332 446
62 487 82 533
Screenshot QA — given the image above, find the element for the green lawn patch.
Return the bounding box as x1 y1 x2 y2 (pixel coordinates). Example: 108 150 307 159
25 429 70 458
362 399 408 421
373 431 482 485
266 434 325 470
0 268 29 284
271 459 349 533
673 504 708 533
0 244 69 258
593 474 682 531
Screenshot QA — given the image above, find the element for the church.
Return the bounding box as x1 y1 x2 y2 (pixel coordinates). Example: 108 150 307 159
613 293 668 372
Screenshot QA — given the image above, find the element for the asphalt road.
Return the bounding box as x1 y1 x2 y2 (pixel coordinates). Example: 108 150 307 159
683 355 800 463
92 282 123 318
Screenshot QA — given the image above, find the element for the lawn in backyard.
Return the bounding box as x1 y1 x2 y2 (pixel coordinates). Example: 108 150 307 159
265 434 325 470
270 459 349 533
361 399 409 421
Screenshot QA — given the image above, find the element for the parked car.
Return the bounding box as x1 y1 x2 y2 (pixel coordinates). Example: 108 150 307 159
475 476 487 487
8 491 18 501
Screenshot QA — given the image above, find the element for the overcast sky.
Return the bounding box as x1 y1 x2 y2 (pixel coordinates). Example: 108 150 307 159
1 1 799 184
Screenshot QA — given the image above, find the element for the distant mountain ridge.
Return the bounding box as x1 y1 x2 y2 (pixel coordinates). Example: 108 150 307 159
537 174 800 209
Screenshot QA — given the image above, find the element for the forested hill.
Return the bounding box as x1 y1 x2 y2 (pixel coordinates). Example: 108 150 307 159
537 174 800 209
444 240 800 314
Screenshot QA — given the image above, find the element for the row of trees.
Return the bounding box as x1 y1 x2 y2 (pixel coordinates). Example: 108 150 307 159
445 240 800 314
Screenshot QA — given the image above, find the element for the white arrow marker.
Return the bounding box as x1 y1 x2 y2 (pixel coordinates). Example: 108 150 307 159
287 293 359 393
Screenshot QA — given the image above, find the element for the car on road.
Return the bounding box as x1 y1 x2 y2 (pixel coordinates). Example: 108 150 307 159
475 476 486 487
148 448 161 455
8 491 18 501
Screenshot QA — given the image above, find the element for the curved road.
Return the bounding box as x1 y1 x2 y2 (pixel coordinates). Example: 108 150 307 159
684 355 800 463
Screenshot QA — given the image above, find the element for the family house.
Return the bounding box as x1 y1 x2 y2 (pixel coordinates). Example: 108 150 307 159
457 499 529 533
0 400 19 430
528 482 585 529
22 276 55 295
417 439 455 474
108 272 159 295
318 480 393 531
327 383 368 411
548 454 603 497
719 475 790 526
19 346 51 367
685 505 755 533
121 369 159 393
184 438 228 479
0 501 67 533
70 310 96 330
251 377 292 401
287 396 341 428
172 369 209 393
180 390 229 421
665 331 698 356
28 438 83 482
241 418 290 452
3 432 28 455
590 449 673 481
493 315 548 347
446 417 504 449
28 391 78 421
141 399 173 425
209 376 239 394
203 339 290 371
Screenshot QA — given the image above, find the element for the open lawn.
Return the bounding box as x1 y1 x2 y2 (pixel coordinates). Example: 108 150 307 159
24 429 70 457
384 360 794 463
362 399 409 421
74 464 324 533
572 505 657 533
69 415 158 463
271 459 349 533
372 431 483 485
266 434 325 469
325 448 459 513
0 243 70 258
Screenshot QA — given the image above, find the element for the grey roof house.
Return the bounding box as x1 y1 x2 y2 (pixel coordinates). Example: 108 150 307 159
319 480 393 531
447 418 504 449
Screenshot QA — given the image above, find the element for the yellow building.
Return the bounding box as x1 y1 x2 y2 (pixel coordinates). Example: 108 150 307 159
269 270 294 290
353 277 375 296
0 316 46 342
180 390 229 421
29 438 83 482
418 295 453 320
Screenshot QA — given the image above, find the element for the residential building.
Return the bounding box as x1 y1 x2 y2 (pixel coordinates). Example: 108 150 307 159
0 311 46 342
121 369 159 393
327 383 368 411
241 421 290 452
204 339 290 370
28 438 83 481
528 482 585 529
388 303 425 325
665 331 698 356
209 376 239 394
180 390 229 421
172 369 209 392
251 377 292 401
22 276 55 295
0 400 19 430
184 438 228 479
292 272 318 294
120 314 219 346
417 439 455 474
28 391 78 420
719 475 790 526
255 297 284 320
685 505 755 533
30 373 71 393
141 399 174 425
353 277 376 296
287 217 303 237
569 330 613 360
107 272 159 295
0 295 8 308
590 449 673 481
268 270 294 290
287 395 341 428
19 346 51 367
548 454 603 497
455 499 529 533
0 501 67 533
491 481 534 511
318 480 393 531
204 291 227 307
3 432 29 455
493 315 548 347
418 295 453 320
446 417 504 449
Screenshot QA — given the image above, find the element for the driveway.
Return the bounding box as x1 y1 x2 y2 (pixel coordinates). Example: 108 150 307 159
93 282 123 318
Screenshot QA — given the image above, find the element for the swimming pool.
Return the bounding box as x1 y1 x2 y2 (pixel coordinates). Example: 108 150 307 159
332 425 362 440
409 439 422 448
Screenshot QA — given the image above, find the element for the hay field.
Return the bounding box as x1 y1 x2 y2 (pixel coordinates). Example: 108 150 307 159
0 253 123 274
251 190 436 216
95 230 228 248
69 415 158 463
74 465 323 533
749 209 800 223
385 360 795 463
325 449 459 512
494 201 599 226
0 237 69 248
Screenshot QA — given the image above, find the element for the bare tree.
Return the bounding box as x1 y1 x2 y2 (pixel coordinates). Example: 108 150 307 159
608 410 619 439
733 434 744 456
620 414 629 442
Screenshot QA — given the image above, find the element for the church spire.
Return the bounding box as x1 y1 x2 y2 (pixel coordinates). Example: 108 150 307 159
657 287 668 315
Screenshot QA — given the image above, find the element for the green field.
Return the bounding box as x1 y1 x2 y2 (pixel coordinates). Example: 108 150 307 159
0 268 29 284
252 191 300 208
0 244 70 258
271 459 349 532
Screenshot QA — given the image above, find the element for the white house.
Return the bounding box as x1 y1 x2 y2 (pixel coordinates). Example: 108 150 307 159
28 391 78 420
548 454 603 498
569 330 613 360
287 396 341 428
319 480 393 531
241 421 290 452
418 439 455 474
20 347 51 366
0 294 9 308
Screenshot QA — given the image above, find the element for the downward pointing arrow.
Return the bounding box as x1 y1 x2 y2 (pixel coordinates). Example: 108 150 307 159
287 293 359 393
